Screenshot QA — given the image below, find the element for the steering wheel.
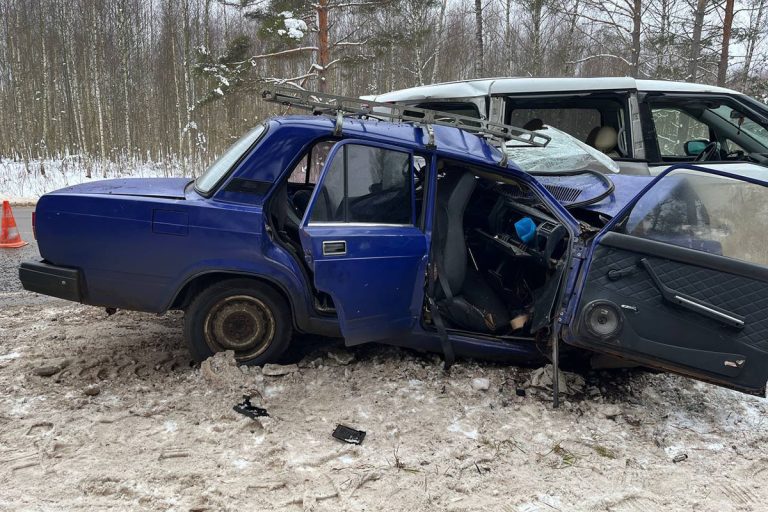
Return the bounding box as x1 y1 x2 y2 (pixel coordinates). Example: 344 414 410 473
694 141 721 162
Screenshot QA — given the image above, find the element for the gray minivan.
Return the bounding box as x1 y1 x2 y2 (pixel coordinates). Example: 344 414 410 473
365 77 768 178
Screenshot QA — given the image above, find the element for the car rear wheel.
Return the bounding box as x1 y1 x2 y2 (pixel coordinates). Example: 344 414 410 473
184 279 292 365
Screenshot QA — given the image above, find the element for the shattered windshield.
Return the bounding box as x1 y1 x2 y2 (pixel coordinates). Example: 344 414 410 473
195 124 267 194
711 104 768 148
505 125 620 174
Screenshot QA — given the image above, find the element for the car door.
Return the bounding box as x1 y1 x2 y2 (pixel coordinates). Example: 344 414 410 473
299 139 429 346
566 164 768 394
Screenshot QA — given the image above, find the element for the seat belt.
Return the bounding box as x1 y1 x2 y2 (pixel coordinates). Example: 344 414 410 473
429 261 455 371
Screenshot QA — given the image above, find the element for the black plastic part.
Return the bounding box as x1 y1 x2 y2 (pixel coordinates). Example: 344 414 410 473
18 260 82 302
233 396 269 419
602 232 768 284
332 424 366 445
572 242 768 394
224 178 273 195
639 258 745 329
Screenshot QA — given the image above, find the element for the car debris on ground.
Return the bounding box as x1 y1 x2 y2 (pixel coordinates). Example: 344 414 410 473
332 424 367 445
233 395 269 419
2 301 767 510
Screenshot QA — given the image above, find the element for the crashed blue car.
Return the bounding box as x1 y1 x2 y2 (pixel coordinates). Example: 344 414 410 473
19 88 768 397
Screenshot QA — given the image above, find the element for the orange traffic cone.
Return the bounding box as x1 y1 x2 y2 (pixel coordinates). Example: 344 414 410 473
1 201 28 248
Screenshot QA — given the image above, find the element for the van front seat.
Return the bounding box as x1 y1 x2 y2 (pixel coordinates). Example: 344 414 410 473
594 126 620 157
433 170 510 333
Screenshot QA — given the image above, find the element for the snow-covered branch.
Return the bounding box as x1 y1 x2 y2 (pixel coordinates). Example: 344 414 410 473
566 53 633 66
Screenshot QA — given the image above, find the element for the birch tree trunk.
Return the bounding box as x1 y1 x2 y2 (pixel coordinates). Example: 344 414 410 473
688 0 706 81
431 0 447 84
90 2 107 177
474 0 484 77
118 1 133 158
317 0 330 93
630 0 642 77
182 0 193 161
742 0 766 88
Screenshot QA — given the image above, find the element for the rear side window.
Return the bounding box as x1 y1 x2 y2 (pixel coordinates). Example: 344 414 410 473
413 101 481 119
288 141 336 184
310 144 413 224
508 108 601 141
623 169 768 265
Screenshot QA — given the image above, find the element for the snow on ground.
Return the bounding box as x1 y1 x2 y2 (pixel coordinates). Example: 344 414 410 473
1 299 767 511
0 158 191 204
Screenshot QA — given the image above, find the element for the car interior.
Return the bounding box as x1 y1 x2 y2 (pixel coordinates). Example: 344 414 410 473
645 96 768 164
268 139 571 339
427 160 570 340
269 140 432 314
269 140 337 312
502 94 630 158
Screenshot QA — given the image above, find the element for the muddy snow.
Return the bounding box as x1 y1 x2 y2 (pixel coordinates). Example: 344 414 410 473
1 301 767 511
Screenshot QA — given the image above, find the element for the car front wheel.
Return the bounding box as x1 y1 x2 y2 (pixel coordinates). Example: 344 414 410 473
184 279 292 365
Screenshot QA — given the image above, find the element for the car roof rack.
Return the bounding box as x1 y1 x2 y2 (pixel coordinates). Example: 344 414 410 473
261 86 550 164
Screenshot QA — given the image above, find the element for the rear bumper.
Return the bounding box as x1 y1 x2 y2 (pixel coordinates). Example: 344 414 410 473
18 260 82 302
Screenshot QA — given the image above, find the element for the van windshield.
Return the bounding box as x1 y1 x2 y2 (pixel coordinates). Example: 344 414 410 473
504 125 620 174
195 124 267 194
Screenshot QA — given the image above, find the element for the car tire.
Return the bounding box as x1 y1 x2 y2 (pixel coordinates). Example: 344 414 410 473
184 278 292 365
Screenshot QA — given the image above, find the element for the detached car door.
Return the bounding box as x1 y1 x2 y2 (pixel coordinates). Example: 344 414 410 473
299 140 429 346
567 165 768 394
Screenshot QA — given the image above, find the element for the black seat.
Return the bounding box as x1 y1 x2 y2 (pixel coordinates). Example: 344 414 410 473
292 189 312 217
433 170 510 333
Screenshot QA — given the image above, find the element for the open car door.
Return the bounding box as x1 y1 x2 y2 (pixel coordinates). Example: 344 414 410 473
299 140 429 346
567 164 768 395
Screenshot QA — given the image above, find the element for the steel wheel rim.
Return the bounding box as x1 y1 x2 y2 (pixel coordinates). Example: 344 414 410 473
203 295 276 360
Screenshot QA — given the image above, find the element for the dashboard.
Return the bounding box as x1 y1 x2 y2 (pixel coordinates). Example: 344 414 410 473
473 195 568 266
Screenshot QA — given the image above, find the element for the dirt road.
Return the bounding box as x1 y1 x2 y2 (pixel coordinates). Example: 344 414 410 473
1 292 767 511
0 206 36 294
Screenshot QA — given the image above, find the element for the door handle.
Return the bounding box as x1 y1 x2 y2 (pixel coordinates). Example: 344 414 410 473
639 258 745 329
322 240 347 256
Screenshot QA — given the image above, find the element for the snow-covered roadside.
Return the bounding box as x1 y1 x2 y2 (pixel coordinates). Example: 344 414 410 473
0 158 192 204
1 302 767 511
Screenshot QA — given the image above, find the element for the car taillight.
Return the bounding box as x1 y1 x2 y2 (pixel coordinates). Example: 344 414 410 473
32 211 36 239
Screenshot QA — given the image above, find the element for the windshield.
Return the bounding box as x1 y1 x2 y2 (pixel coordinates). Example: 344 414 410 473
195 124 267 194
504 125 620 174
711 104 768 148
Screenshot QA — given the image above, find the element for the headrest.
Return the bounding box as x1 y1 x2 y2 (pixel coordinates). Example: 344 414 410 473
594 126 618 153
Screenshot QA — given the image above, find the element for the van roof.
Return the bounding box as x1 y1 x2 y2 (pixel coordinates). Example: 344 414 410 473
364 77 740 102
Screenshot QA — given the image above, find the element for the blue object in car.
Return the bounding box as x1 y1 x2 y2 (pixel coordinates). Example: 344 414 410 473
515 217 536 244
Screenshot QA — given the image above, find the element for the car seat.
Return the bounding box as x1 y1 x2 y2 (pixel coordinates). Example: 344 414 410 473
291 189 312 218
433 170 510 333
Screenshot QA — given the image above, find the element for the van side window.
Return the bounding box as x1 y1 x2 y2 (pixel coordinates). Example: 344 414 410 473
651 108 710 157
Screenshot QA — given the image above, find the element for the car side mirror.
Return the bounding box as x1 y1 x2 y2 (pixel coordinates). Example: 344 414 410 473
684 139 709 156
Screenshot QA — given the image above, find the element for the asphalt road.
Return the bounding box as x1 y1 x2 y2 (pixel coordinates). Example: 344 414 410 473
1 206 40 295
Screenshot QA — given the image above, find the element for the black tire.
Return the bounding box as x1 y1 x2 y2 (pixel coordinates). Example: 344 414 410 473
184 278 292 365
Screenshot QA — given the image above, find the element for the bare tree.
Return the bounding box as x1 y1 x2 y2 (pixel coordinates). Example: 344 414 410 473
0 0 766 168
717 0 735 85
474 0 484 77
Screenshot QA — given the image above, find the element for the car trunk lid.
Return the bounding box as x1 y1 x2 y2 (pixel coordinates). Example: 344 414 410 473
51 178 192 200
